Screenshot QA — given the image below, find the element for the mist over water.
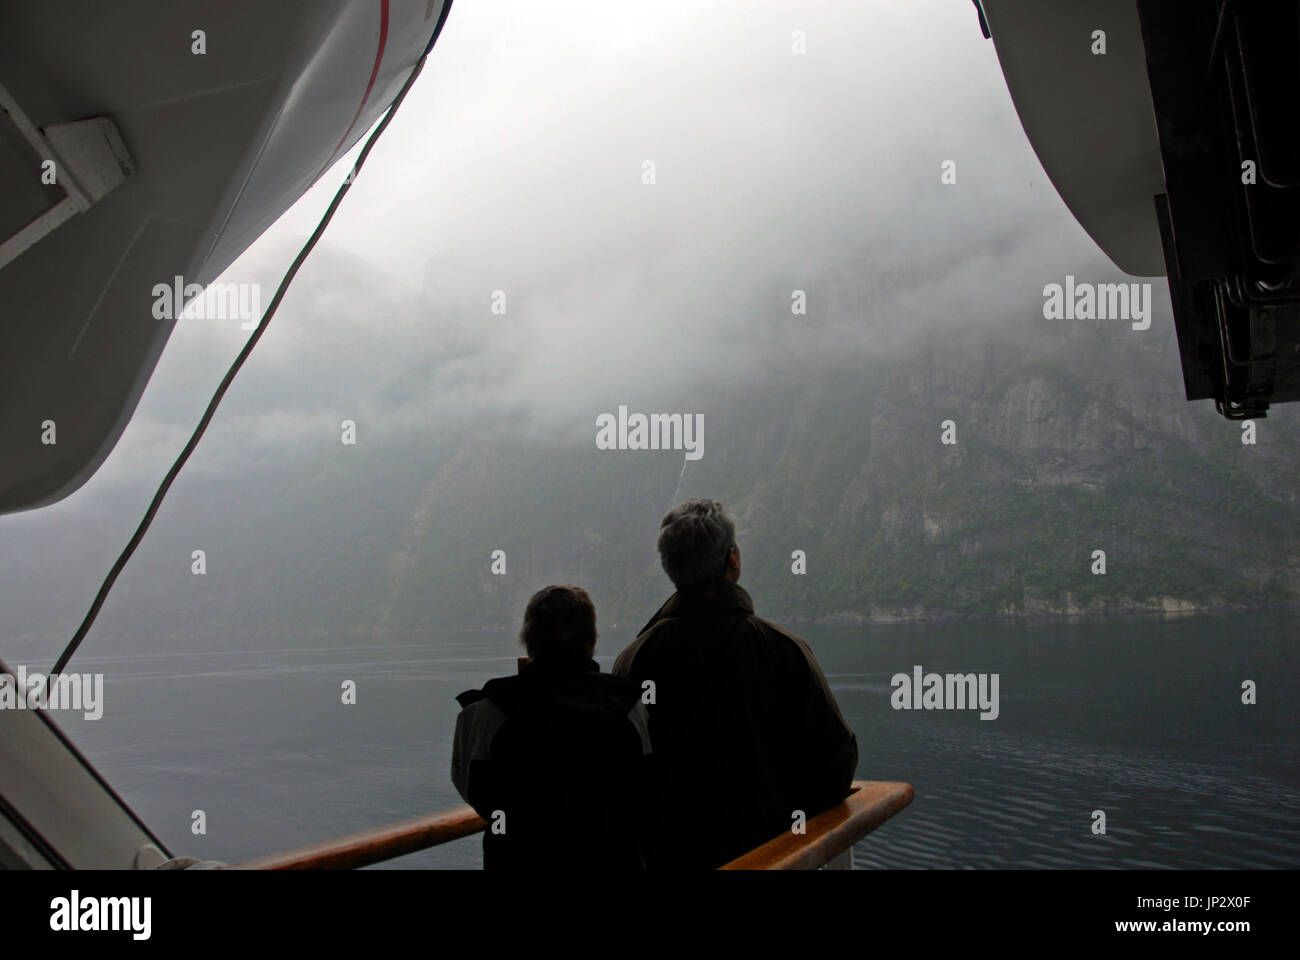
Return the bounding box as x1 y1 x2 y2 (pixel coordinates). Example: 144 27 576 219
51 611 1299 869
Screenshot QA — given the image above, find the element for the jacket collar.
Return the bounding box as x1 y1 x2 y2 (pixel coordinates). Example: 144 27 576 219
638 579 754 634
457 656 631 714
518 656 601 678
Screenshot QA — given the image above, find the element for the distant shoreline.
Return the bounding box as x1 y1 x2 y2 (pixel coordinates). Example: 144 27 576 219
798 600 1300 627
9 602 1293 656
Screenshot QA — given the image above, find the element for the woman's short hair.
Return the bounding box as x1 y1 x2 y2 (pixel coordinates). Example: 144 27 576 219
520 585 597 663
656 498 737 588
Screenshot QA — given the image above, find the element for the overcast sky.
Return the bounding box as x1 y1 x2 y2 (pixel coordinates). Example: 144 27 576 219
8 0 1113 525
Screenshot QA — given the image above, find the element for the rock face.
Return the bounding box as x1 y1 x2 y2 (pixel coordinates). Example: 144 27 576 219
823 316 1297 624
350 310 1300 630
637 313 1300 627
7 299 1298 646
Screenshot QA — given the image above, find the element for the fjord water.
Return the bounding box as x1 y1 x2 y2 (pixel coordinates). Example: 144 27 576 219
51 612 1299 869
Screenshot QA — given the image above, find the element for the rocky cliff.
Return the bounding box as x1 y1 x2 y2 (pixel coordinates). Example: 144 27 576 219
6 287 1299 648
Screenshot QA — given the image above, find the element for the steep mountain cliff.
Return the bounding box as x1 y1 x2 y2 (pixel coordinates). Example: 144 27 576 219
365 296 1300 629
6 286 1299 648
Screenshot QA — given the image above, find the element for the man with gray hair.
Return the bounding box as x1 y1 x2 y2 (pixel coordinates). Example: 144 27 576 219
613 498 858 868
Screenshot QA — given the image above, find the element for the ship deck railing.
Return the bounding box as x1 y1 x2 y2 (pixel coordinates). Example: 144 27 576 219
225 779 914 871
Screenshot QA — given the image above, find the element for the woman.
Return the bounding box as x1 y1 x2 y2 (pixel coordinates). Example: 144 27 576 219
450 585 652 870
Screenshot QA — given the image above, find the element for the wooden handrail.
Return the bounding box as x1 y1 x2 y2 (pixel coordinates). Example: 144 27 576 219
718 780 914 870
227 779 912 870
225 805 486 870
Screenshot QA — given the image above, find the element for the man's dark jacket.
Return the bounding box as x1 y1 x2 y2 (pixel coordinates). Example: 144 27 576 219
451 658 652 870
612 580 858 869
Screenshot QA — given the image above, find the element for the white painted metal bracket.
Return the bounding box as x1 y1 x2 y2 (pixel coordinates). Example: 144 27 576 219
0 82 134 271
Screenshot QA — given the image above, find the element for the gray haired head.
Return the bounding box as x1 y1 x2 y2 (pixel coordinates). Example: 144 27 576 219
657 498 737 589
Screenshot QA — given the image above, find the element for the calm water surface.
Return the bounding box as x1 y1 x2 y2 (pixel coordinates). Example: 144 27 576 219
39 612 1300 869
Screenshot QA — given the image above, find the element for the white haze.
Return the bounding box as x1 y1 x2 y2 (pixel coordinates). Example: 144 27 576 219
6 1 1125 525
